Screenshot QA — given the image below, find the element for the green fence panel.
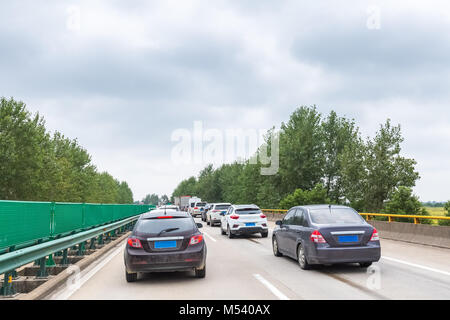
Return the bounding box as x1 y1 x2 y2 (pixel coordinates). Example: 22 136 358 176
84 204 103 228
0 201 52 251
0 200 154 252
53 203 84 235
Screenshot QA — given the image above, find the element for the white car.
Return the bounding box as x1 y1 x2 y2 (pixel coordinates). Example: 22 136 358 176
220 204 268 238
191 202 207 218
206 203 232 226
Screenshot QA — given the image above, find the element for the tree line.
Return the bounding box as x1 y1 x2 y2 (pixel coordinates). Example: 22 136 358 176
172 105 426 216
139 193 169 206
0 97 134 204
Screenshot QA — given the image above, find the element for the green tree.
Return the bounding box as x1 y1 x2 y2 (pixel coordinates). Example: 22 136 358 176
142 193 159 205
321 111 359 203
279 184 330 209
340 120 419 212
438 201 450 226
382 186 431 224
278 106 325 196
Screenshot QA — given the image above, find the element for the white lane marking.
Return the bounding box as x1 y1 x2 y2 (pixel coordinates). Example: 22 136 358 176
253 274 290 300
52 244 124 300
203 231 217 242
382 256 450 277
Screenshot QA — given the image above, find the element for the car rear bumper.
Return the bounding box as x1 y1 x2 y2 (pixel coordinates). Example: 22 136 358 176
308 244 381 265
125 246 206 273
231 226 268 235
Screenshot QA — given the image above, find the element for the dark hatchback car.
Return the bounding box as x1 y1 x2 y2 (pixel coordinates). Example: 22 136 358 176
272 205 381 270
124 210 207 282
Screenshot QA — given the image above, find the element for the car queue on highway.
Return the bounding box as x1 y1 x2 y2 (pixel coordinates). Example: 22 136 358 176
123 199 381 283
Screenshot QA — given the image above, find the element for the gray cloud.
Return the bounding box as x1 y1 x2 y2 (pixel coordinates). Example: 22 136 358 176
1 0 449 201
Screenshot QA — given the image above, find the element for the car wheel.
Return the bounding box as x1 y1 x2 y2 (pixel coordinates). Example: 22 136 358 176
297 244 311 270
227 225 235 239
195 265 206 278
272 237 283 257
261 231 268 238
206 216 210 226
221 223 226 235
125 271 137 283
359 262 372 268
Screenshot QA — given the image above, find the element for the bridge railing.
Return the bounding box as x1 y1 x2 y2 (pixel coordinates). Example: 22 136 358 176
261 209 450 224
0 200 155 296
0 200 154 253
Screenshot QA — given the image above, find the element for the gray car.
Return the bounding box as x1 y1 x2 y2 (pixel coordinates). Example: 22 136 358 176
272 205 381 269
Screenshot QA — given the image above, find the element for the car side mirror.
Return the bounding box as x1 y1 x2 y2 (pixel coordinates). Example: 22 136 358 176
196 223 203 228
275 220 282 226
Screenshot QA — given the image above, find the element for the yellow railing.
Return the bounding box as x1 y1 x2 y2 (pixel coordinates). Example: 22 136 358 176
261 209 450 225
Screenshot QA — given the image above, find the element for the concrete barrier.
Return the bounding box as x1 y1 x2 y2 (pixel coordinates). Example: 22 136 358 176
367 221 450 249
267 214 450 249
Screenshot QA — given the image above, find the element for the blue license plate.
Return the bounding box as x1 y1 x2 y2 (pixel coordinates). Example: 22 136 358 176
200 208 204 211
338 235 358 243
245 223 256 227
154 240 177 249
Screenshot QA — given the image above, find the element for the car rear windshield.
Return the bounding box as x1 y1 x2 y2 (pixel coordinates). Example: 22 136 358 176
215 205 231 210
309 208 365 225
190 203 195 207
236 208 261 214
135 217 195 234
196 203 206 207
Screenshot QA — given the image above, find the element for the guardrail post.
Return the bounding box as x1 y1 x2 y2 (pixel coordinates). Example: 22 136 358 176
388 216 393 223
46 254 56 267
89 237 96 249
98 234 104 245
1 271 15 296
77 242 86 256
414 217 419 224
60 249 69 266
37 257 48 278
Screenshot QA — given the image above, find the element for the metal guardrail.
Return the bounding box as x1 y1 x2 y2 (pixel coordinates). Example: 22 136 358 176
0 214 141 296
261 209 450 224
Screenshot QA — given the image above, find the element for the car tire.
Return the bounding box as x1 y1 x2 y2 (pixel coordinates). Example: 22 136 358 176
272 237 283 257
206 216 210 226
125 271 137 283
297 244 311 270
227 225 235 239
221 223 226 235
195 265 206 278
261 231 268 238
359 262 372 268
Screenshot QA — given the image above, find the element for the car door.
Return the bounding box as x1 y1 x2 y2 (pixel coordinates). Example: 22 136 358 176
285 209 306 257
276 209 295 254
221 207 232 230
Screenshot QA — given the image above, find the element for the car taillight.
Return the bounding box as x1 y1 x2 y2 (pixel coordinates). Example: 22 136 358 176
157 216 173 219
127 237 143 248
194 207 198 210
370 228 380 241
230 215 239 219
260 214 266 218
310 230 327 244
189 234 203 246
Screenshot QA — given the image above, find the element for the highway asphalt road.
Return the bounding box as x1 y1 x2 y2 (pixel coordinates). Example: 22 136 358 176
48 219 450 300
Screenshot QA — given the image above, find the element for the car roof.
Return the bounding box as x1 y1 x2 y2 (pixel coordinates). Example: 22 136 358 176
140 210 190 219
213 203 232 206
232 204 260 209
293 204 353 210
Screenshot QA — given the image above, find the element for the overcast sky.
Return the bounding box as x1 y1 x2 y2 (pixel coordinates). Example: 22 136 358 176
1 1 449 202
